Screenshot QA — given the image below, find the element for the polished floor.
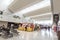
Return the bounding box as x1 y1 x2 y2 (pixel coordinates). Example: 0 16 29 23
0 29 58 40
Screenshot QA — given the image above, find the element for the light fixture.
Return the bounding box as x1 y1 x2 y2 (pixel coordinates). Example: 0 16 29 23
14 0 51 15
29 12 52 18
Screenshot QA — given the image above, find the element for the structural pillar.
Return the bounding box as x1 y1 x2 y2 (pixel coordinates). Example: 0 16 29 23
51 0 60 40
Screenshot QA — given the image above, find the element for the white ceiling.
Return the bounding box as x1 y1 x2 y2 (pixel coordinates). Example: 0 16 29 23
31 13 52 21
0 0 52 21
0 0 60 23
30 12 52 21
8 0 43 13
8 0 51 21
0 0 13 11
24 6 51 17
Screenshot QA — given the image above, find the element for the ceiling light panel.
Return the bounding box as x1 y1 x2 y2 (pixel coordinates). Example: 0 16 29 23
29 12 52 18
14 0 51 15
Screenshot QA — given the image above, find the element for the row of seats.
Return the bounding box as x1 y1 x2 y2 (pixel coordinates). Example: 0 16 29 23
0 26 19 39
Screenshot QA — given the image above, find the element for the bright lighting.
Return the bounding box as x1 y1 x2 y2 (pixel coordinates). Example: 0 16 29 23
34 20 53 25
14 0 51 15
3 0 14 6
0 0 14 10
29 12 52 18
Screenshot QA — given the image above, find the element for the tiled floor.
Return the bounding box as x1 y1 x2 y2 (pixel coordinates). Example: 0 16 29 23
0 29 58 40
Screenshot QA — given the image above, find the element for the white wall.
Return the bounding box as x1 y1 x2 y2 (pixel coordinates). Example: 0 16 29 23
0 15 21 23
52 0 60 14
0 9 33 23
0 9 21 23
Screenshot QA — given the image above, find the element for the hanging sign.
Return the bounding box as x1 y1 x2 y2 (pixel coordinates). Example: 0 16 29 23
53 14 59 23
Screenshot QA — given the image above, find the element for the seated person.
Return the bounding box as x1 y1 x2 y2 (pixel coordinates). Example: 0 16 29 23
2 25 10 35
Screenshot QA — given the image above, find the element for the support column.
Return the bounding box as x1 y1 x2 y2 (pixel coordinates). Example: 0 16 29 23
51 0 60 40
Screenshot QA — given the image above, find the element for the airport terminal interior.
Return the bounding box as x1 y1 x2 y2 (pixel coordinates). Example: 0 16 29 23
0 0 60 40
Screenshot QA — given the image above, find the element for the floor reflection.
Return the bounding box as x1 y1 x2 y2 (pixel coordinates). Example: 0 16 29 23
0 29 58 40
